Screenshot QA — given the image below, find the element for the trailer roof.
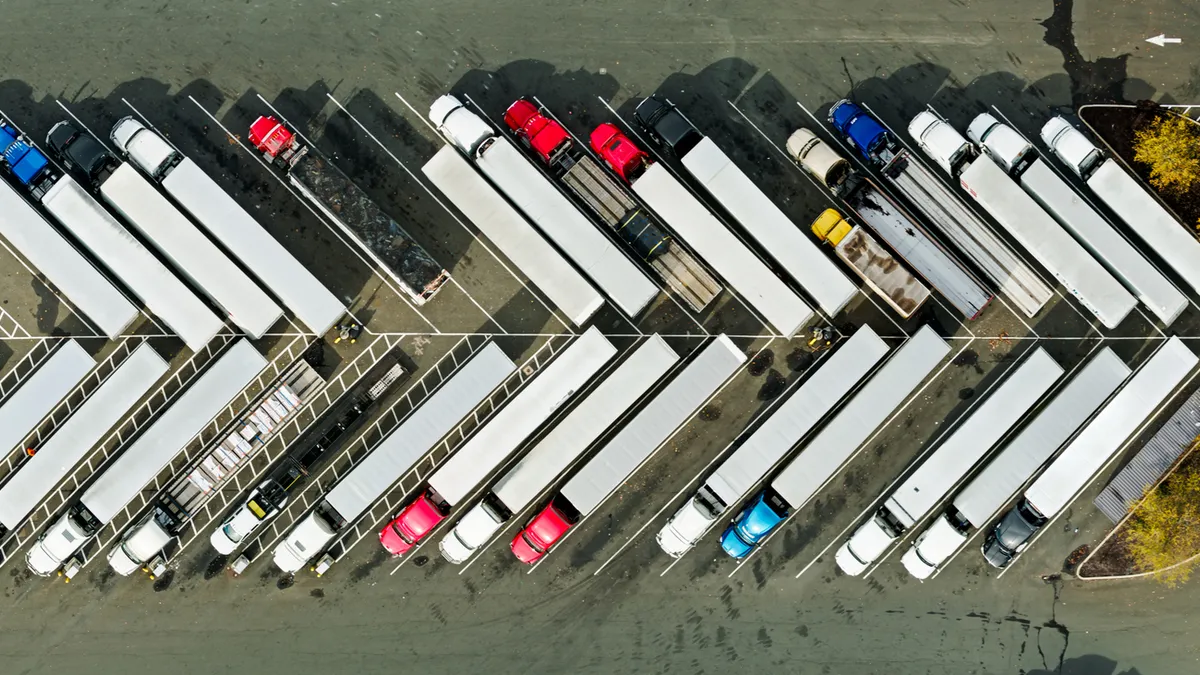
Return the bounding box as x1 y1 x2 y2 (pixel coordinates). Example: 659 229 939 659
1025 337 1199 516
81 340 266 524
0 344 167 530
771 325 949 507
0 340 93 475
682 137 857 316
428 328 616 505
101 164 283 339
478 138 658 318
633 163 813 337
163 158 345 336
40 177 223 352
560 335 745 516
705 325 888 506
492 335 679 512
325 342 515 521
422 146 603 326
0 180 137 338
953 347 1129 526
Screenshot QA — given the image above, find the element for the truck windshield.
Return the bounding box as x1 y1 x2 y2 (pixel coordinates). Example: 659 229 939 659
393 522 416 545
222 523 244 544
522 531 545 554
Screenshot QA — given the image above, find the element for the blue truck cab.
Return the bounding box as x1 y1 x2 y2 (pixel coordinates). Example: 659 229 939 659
0 119 57 198
719 489 790 559
828 100 891 164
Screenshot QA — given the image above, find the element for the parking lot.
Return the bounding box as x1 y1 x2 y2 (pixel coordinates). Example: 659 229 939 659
0 1 1198 674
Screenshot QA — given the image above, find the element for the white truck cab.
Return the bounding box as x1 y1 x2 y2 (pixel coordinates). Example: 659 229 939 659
966 113 1034 173
110 116 177 177
273 511 335 573
27 514 89 576
656 491 721 558
439 501 504 564
210 479 289 555
429 94 494 157
1041 117 1105 178
900 514 969 580
835 512 900 576
107 517 172 576
908 111 974 175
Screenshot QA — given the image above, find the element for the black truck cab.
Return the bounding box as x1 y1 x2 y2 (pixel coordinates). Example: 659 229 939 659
634 96 704 157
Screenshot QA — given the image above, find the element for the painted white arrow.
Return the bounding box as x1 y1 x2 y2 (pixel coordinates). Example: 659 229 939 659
1146 33 1182 47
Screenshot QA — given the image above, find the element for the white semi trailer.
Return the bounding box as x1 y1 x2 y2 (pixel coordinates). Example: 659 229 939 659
968 113 1186 326
900 347 1129 579
835 346 1062 576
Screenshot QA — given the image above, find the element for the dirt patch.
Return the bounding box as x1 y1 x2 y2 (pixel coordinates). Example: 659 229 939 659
1079 534 1137 577
1079 104 1200 226
747 350 774 377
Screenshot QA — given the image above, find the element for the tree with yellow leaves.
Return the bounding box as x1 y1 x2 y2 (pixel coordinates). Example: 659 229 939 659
1133 115 1200 195
1123 457 1200 586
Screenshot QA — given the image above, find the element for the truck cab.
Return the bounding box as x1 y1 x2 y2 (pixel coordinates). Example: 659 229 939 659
511 501 573 564
900 510 970 580
27 512 91 577
828 100 891 163
591 123 650 183
0 119 54 189
633 96 703 157
45 122 116 186
439 499 506 564
719 489 789 559
786 129 850 190
1041 116 1105 179
965 113 1034 176
656 488 722 558
110 116 180 180
380 490 447 556
210 477 291 555
107 515 172 576
835 508 904 576
273 511 336 573
981 499 1045 568
907 111 975 176
429 94 495 158
503 99 571 165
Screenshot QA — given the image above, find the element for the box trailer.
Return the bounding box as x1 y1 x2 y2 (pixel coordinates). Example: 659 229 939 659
0 340 94 480
272 342 516 573
836 347 1062 575
983 337 1198 568
421 145 603 326
440 335 680 564
111 117 345 336
431 95 658 318
25 339 266 579
901 347 1129 578
968 113 1185 326
0 343 167 535
657 325 888 558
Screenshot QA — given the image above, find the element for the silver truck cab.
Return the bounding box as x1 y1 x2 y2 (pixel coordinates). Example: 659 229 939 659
273 511 335 573
966 113 1034 174
439 501 505 564
429 94 495 158
908 110 974 175
110 116 178 178
1041 116 1105 179
656 489 722 558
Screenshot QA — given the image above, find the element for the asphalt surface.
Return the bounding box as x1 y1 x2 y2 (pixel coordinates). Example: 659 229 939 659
0 0 1198 674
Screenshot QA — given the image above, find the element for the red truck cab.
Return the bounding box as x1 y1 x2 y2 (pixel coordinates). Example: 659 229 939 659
503 99 571 164
590 123 650 183
248 116 295 159
510 502 573 563
380 492 446 556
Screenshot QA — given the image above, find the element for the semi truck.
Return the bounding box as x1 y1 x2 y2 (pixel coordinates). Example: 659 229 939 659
429 95 658 318
439 335 679 564
511 335 746 563
0 344 166 542
0 120 138 339
211 351 410 556
47 122 283 340
900 347 1129 579
827 100 1053 318
786 128 992 320
110 117 345 336
107 354 327 576
835 347 1062 576
503 99 722 314
1041 115 1200 302
421 145 603 326
629 97 855 316
247 116 450 306
967 113 1185 326
908 110 1137 330
983 337 1198 568
727 326 949 559
655 325 888 559
3 117 222 352
271 342 516 574
379 327 615 556
810 208 930 319
593 121 813 337
26 340 267 579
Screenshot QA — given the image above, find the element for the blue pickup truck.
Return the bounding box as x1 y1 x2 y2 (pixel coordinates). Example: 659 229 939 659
719 490 790 559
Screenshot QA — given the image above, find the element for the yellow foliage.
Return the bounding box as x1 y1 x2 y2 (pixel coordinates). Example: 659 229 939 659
1122 458 1200 586
1133 116 1200 195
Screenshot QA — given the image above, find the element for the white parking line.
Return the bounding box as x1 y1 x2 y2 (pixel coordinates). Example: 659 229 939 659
249 94 443 335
